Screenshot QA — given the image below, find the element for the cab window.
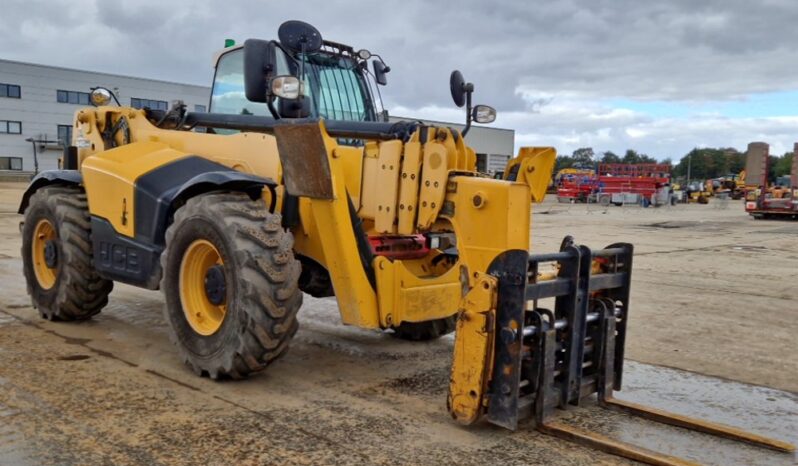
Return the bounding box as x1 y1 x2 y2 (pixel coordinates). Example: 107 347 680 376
304 55 371 121
210 48 290 116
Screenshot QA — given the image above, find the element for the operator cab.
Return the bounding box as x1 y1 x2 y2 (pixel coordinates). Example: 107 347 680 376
209 21 388 124
127 20 496 142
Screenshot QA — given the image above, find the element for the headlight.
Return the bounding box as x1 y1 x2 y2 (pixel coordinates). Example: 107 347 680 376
472 105 497 124
357 49 371 60
270 76 303 100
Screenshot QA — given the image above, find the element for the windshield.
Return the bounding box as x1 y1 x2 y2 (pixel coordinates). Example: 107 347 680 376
303 54 374 122
210 48 376 122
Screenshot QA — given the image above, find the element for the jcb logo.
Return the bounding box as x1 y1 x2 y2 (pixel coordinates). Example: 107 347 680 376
98 241 141 273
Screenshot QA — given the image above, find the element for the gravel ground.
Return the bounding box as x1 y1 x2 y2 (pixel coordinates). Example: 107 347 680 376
0 182 795 465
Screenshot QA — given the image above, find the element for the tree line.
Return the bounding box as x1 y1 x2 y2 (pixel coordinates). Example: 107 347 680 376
554 147 794 181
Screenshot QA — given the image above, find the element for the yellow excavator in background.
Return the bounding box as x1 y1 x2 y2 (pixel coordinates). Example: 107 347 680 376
17 20 793 465
710 170 746 200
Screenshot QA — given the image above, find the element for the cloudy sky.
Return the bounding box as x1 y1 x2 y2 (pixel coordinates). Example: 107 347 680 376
3 0 798 159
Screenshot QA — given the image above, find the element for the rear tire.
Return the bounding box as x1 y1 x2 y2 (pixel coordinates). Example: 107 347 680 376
390 315 457 341
297 256 335 298
160 192 302 379
21 186 113 321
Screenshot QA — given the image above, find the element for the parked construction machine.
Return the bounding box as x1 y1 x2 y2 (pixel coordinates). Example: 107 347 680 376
710 170 745 200
744 142 798 219
18 21 794 465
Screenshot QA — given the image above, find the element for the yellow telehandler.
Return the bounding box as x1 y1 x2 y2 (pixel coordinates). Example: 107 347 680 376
18 20 793 465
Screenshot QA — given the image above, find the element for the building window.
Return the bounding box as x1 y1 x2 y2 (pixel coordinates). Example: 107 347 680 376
0 157 23 170
0 83 21 98
0 120 22 134
131 98 168 111
194 104 207 112
57 90 90 105
476 153 488 173
58 125 73 145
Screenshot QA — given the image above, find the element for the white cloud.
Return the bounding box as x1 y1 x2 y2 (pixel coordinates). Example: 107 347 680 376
625 128 647 138
395 92 798 159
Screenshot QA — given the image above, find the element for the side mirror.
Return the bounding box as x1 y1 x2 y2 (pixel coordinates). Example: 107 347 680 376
450 70 469 108
278 20 323 53
244 39 277 103
373 60 389 86
450 70 475 135
90 88 112 106
89 86 120 106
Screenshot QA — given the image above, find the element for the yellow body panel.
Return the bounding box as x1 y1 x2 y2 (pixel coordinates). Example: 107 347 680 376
292 197 325 265
76 108 283 237
75 108 281 180
397 141 422 234
335 147 365 210
447 273 497 424
373 140 402 233
305 126 380 327
81 142 190 237
416 141 448 229
374 255 463 327
442 177 531 279
503 146 557 202
358 152 380 220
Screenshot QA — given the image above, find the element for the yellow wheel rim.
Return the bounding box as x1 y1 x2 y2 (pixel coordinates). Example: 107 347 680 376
32 219 57 290
179 239 227 336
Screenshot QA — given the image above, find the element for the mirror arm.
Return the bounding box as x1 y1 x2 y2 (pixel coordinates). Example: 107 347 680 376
272 40 302 68
299 41 307 84
462 84 474 137
267 96 280 120
371 53 391 72
295 42 309 117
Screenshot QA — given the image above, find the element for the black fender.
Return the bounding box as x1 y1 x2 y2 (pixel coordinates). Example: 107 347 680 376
18 170 82 214
135 166 277 246
173 171 277 212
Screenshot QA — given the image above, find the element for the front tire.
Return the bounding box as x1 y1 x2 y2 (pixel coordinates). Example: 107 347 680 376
160 193 302 379
21 186 113 321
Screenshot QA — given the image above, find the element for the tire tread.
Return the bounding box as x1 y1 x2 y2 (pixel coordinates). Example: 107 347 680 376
161 192 302 379
22 185 112 321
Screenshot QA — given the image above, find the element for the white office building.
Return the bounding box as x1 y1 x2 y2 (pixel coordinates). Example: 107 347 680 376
0 59 210 173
